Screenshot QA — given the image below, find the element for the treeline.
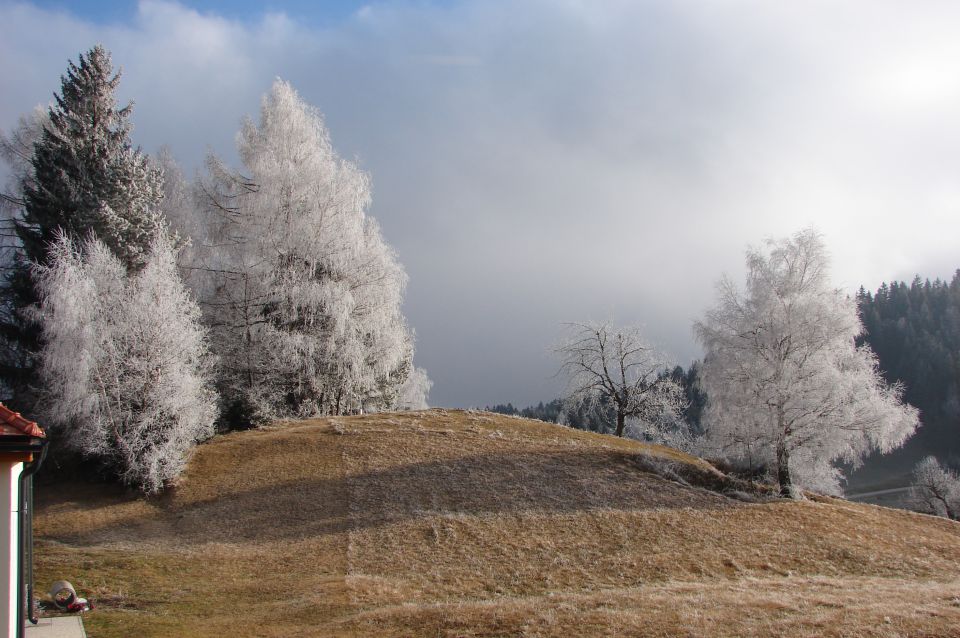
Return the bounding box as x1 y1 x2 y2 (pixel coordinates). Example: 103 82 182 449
0 46 430 492
498 272 960 481
484 400 564 423
857 273 960 460
487 364 706 437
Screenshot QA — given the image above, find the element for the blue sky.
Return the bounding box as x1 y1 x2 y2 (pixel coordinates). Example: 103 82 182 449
3 1 960 408
25 0 374 25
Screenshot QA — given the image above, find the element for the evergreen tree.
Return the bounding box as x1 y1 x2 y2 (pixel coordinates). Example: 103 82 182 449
856 270 960 460
664 363 707 436
19 45 165 268
0 45 165 408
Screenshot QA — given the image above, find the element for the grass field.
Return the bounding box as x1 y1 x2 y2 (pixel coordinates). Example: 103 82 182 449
33 410 960 636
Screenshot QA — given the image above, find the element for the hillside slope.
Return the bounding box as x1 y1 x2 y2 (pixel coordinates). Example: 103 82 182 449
35 410 960 637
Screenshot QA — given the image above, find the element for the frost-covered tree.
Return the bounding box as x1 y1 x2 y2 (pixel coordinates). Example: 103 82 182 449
1 45 166 407
910 456 960 520
556 321 685 437
0 108 48 401
153 148 190 240
34 234 217 493
194 80 414 422
695 229 919 496
19 45 165 268
0 108 47 261
396 366 433 410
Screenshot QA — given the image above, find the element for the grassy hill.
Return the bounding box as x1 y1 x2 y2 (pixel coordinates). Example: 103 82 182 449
34 410 960 637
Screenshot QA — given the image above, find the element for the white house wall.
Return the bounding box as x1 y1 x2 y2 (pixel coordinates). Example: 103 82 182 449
0 461 22 637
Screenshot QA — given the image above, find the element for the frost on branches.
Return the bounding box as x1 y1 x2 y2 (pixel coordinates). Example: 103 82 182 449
19 45 165 270
34 234 217 493
695 229 919 496
0 107 47 255
910 456 960 520
194 80 415 422
0 108 48 400
555 321 685 438
396 366 433 411
1 45 166 409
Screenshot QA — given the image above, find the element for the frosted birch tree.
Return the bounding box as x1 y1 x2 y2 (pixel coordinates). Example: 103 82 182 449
34 234 217 493
194 80 414 422
556 321 685 437
695 229 919 496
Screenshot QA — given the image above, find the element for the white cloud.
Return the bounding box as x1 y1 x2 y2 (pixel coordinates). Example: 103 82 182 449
2 0 959 406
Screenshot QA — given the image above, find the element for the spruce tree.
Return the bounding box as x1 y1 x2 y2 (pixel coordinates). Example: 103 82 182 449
19 44 165 268
1 45 165 408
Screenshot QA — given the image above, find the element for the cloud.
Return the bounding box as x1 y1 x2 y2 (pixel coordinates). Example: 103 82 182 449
2 0 959 407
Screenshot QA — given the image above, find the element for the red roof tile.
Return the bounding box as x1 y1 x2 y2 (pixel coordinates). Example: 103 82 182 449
0 404 45 438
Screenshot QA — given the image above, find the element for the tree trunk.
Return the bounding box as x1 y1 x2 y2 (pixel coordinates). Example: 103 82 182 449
776 437 793 498
615 411 625 437
775 404 797 498
943 499 959 521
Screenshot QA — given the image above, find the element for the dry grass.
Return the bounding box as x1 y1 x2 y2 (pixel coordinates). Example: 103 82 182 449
33 409 960 636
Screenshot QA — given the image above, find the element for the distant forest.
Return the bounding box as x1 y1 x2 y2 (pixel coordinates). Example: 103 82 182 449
856 272 960 463
493 270 960 468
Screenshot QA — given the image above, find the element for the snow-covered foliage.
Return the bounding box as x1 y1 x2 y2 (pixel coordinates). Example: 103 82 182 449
0 106 47 236
34 233 217 493
19 45 166 270
152 147 195 251
0 108 48 399
695 229 919 495
911 456 960 519
625 417 697 454
556 321 685 437
193 80 414 421
0 46 168 408
396 366 433 410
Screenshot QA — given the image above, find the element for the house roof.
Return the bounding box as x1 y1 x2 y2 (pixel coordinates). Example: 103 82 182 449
0 404 45 438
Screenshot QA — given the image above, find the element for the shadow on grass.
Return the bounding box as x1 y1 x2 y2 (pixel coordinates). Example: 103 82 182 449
40 448 754 545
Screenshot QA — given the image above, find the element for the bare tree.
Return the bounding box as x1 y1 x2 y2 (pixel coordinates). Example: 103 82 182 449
911 456 960 520
556 321 685 437
695 229 919 496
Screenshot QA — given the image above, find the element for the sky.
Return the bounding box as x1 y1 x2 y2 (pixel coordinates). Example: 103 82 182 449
2 1 959 408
